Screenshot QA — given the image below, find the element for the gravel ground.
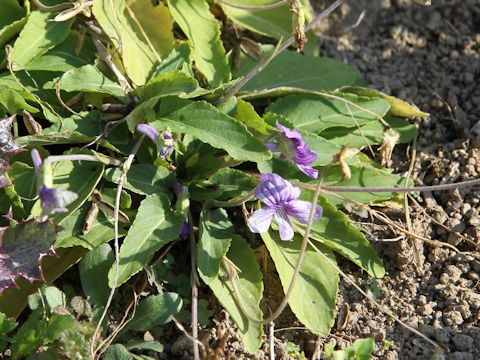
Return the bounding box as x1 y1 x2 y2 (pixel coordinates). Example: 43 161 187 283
312 0 480 359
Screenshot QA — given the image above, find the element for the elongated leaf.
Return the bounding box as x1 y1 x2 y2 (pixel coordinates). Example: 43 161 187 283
221 0 312 39
320 115 417 147
108 194 183 287
0 0 27 49
121 293 182 333
103 164 174 196
93 0 158 86
55 203 125 250
79 243 114 306
0 89 38 114
166 0 230 86
149 101 271 162
235 99 275 136
197 208 233 284
127 0 174 59
313 161 407 206
208 168 257 201
207 235 263 353
24 32 96 72
234 45 360 96
44 65 127 103
307 195 385 278
266 93 390 132
10 10 73 70
344 87 429 118
138 71 198 101
261 231 338 336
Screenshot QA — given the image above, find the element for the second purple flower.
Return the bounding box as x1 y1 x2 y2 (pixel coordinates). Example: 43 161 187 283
247 173 322 241
265 120 318 179
136 124 174 159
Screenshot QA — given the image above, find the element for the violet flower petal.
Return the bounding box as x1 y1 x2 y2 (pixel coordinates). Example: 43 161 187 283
31 149 42 175
297 164 318 179
247 207 276 234
254 173 300 206
273 210 294 240
40 186 78 216
284 200 322 224
136 124 159 142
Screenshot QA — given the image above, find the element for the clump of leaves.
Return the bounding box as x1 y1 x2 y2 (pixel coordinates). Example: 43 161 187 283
324 337 375 360
0 0 427 357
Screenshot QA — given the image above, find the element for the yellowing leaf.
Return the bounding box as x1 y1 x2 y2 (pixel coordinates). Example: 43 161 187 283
126 0 174 59
344 87 429 118
93 0 158 86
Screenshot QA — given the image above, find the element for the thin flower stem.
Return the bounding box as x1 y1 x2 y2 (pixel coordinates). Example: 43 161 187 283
300 177 480 193
91 136 145 359
217 0 343 104
32 0 74 11
188 211 200 360
44 154 122 166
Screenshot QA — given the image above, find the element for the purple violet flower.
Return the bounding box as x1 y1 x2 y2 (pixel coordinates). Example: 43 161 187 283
39 186 78 216
136 124 174 159
247 173 322 241
265 120 318 179
30 149 77 218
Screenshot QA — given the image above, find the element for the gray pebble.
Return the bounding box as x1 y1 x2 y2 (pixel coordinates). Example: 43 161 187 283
452 334 474 352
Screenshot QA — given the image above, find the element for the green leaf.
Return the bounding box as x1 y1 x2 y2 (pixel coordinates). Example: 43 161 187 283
345 338 375 360
45 313 76 343
24 31 96 72
233 45 360 97
266 93 390 132
44 65 128 103
0 0 27 49
103 164 174 196
166 0 231 87
48 153 104 223
10 309 47 357
127 0 174 59
55 205 120 250
108 194 183 287
308 195 385 278
344 87 429 118
125 340 164 353
149 101 271 162
93 0 158 86
138 71 198 101
150 43 190 77
79 243 114 306
320 115 417 147
207 235 263 353
0 312 17 352
10 10 73 70
0 88 39 114
261 231 339 336
103 344 134 360
197 208 233 284
7 162 37 213
235 99 275 136
208 168 257 201
221 0 312 39
121 293 182 333
314 160 407 206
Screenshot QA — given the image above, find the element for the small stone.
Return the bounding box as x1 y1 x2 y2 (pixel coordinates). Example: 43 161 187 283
444 310 464 326
418 295 427 306
439 273 449 284
419 304 434 316
452 334 474 352
445 265 463 282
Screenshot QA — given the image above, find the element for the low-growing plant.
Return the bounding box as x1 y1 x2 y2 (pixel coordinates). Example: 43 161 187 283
0 0 441 358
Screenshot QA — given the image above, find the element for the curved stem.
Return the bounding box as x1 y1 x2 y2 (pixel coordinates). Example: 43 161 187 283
90 136 145 359
32 0 74 11
217 0 343 104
